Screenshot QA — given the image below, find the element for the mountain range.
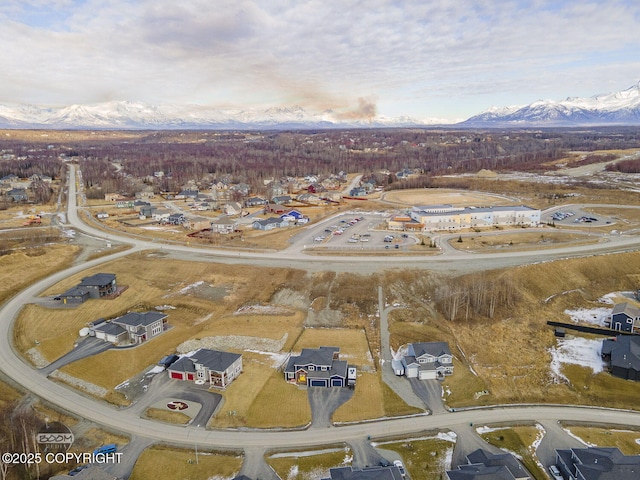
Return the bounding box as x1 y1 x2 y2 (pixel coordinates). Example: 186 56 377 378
0 82 639 129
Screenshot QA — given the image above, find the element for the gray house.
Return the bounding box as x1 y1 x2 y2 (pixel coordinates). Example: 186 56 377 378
252 217 289 230
168 348 242 389
610 303 640 333
555 447 640 480
211 216 238 234
601 335 640 381
58 286 91 304
403 342 453 380
446 448 531 480
92 311 167 345
284 346 356 388
78 273 117 299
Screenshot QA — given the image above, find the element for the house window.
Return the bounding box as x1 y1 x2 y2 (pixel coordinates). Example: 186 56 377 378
628 319 633 324
308 365 315 371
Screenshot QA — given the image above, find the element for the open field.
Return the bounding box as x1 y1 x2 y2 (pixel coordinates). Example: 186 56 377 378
266 445 352 480
0 204 58 229
479 424 547 480
293 328 375 368
561 425 640 455
586 206 640 226
447 231 600 253
0 380 21 408
383 188 518 206
128 446 242 480
374 434 455 480
0 243 78 305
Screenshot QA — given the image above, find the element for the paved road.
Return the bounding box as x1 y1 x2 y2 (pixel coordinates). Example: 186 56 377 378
2 165 640 474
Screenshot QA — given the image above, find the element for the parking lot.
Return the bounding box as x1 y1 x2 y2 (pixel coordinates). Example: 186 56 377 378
293 212 419 251
542 206 615 228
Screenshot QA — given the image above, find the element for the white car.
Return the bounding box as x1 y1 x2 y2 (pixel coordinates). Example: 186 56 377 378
548 465 563 480
393 460 406 478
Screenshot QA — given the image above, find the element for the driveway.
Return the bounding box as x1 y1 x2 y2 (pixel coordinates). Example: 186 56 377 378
40 337 114 376
308 387 354 428
408 378 447 415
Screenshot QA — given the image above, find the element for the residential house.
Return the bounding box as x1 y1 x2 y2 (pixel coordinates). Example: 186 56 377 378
135 186 155 199
78 273 117 299
271 195 292 205
133 200 151 212
166 212 186 225
224 202 243 216
245 196 267 207
601 335 640 381
0 174 19 185
116 199 134 209
7 188 28 202
349 187 367 197
139 205 156 218
175 189 199 200
266 203 289 214
609 303 640 333
284 346 356 387
322 466 403 480
58 286 91 304
446 448 531 480
555 447 640 480
150 208 171 222
92 311 167 345
296 193 321 205
104 193 121 202
280 209 308 224
210 216 238 234
168 348 242 389
403 342 453 380
252 217 289 231
307 183 325 194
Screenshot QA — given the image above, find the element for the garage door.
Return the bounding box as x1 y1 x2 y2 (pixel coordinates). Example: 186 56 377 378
331 378 343 387
310 379 327 387
170 371 184 380
419 370 437 380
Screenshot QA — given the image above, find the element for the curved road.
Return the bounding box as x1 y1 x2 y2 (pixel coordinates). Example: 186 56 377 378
1 166 640 455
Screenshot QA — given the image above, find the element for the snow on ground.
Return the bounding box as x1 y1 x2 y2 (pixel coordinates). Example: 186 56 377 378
178 280 205 294
598 293 616 304
233 304 293 315
147 365 165 374
286 465 298 480
562 428 591 446
476 425 505 434
532 424 546 451
564 307 610 326
549 336 604 383
246 349 290 368
437 431 458 443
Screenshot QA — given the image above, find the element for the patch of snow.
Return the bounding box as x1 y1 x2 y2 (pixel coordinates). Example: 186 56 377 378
476 425 505 434
148 365 165 374
246 349 290 368
442 446 454 472
598 293 616 304
178 280 205 294
437 431 458 443
532 424 546 451
636 439 640 445
549 337 604 383
287 465 298 480
61 229 75 238
233 304 294 315
393 344 409 361
57 213 67 223
564 307 610 326
155 304 177 311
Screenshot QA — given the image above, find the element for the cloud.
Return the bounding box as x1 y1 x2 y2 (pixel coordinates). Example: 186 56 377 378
0 0 639 119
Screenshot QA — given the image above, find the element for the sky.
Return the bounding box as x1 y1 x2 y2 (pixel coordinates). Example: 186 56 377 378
1 0 639 122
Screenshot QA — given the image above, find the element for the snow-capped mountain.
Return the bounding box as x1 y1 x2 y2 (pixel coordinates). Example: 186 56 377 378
462 81 640 127
0 101 445 130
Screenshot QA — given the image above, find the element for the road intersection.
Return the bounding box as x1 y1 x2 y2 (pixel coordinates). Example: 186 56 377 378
1 165 640 476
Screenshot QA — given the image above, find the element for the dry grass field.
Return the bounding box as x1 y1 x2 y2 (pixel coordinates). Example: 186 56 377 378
383 189 518 207
0 205 58 229
562 425 640 455
376 435 455 480
209 352 310 429
0 380 21 408
266 446 352 480
0 243 78 305
586 206 640 226
447 231 600 253
128 445 242 480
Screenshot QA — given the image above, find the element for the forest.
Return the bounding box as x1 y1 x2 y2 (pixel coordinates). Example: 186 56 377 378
1 127 639 198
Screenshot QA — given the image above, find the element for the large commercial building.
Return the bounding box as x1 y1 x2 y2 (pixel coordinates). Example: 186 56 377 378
406 204 541 232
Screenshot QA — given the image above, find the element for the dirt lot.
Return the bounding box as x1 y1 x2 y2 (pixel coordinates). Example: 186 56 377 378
383 189 519 206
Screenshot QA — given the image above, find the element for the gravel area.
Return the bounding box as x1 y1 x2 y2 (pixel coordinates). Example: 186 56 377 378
26 347 49 368
50 370 108 397
177 334 288 353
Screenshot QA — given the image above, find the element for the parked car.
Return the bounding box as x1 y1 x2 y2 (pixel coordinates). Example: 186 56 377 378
393 460 406 477
158 354 179 369
548 465 563 480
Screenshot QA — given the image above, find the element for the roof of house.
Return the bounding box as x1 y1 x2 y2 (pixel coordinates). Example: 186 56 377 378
286 346 340 372
170 348 241 374
254 217 287 227
93 322 126 337
408 342 452 358
60 286 90 298
559 447 640 480
79 273 116 287
325 466 403 480
447 464 517 480
612 303 640 318
602 336 640 371
211 216 238 225
465 449 529 478
446 449 529 480
113 311 167 328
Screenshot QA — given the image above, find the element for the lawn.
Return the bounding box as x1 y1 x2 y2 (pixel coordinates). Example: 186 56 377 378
562 425 640 455
447 231 599 253
292 328 375 368
128 446 242 480
144 407 191 425
479 425 547 480
375 435 455 480
266 446 352 480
